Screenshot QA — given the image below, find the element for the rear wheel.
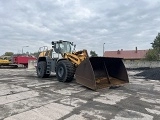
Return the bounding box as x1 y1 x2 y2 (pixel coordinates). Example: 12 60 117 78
37 61 50 78
56 60 75 82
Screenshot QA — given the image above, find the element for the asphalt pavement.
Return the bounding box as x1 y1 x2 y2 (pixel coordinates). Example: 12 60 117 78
0 68 160 120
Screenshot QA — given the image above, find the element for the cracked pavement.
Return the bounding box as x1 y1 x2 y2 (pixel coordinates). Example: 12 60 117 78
0 69 160 120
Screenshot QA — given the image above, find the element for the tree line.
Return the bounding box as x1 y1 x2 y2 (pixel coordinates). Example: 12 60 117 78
145 33 160 61
2 51 98 58
1 52 40 57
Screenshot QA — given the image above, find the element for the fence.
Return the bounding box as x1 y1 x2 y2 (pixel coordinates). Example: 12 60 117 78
124 61 160 68
28 60 160 69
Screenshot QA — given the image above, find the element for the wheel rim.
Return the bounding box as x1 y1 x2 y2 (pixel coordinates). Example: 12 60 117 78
58 66 64 77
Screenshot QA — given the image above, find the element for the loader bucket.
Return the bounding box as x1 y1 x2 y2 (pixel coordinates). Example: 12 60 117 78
75 57 129 90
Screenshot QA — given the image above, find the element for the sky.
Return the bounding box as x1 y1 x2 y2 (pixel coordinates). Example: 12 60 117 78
0 0 160 56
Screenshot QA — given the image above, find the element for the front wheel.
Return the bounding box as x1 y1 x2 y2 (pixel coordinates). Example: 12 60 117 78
56 60 75 82
37 61 50 78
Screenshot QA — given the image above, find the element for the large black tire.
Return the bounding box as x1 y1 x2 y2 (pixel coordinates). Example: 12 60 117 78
37 61 50 78
56 60 75 82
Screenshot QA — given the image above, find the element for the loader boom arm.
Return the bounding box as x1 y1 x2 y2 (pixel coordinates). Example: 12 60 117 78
64 49 89 66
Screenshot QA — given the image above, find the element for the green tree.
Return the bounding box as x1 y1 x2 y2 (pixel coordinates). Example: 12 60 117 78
90 50 98 57
151 33 160 52
4 52 14 56
145 49 159 61
145 33 160 61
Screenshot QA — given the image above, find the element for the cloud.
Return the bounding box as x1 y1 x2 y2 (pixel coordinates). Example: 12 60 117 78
0 0 160 56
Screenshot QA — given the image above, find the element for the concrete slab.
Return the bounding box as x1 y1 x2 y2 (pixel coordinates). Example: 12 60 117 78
5 103 74 120
0 69 159 120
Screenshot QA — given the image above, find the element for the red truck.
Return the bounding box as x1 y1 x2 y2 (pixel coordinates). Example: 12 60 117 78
12 55 37 67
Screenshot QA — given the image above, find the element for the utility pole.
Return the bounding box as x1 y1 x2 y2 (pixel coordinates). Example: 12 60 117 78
103 43 105 56
22 46 29 54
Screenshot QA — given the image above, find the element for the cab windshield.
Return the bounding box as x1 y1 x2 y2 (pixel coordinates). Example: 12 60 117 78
59 41 72 54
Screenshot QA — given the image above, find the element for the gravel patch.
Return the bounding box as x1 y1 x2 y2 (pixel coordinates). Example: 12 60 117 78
135 68 160 80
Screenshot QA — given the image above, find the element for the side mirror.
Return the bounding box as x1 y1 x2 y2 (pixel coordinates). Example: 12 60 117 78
51 41 54 45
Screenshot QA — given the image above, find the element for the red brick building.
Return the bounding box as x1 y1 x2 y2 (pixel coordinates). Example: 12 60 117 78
104 47 148 60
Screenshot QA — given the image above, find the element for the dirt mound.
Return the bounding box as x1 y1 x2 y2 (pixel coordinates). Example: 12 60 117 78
136 67 160 80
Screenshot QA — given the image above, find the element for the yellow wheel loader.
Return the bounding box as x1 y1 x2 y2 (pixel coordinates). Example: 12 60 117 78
36 40 129 90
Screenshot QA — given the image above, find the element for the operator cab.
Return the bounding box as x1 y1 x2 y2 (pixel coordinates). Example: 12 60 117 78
52 40 74 56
